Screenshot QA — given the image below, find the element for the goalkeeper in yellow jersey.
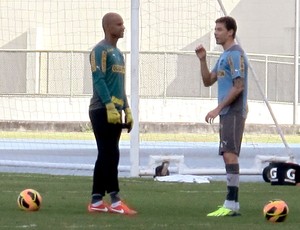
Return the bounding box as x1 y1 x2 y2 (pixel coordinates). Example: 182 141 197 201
87 12 136 215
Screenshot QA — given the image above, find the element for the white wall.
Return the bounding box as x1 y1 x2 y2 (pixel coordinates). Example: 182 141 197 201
0 96 296 125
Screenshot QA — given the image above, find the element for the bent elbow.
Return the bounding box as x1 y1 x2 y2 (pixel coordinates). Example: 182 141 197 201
203 82 211 87
202 79 214 87
239 85 245 93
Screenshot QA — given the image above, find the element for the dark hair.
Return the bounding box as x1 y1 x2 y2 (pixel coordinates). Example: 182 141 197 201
215 16 237 39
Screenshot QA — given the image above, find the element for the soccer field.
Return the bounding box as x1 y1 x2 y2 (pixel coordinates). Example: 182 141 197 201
2 173 300 230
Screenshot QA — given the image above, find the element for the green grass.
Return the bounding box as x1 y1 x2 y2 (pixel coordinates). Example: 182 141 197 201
2 173 300 229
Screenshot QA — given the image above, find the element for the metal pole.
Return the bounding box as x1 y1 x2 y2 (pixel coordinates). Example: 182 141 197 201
130 0 140 177
294 0 299 125
217 0 295 161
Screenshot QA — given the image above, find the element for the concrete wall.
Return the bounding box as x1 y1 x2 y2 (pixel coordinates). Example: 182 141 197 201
0 96 298 125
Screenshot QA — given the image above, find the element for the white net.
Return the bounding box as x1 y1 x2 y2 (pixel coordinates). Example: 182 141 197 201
0 0 298 177
0 0 130 50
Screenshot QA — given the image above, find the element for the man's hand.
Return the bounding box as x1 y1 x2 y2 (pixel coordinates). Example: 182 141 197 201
124 108 133 133
205 107 220 124
195 44 207 61
105 103 121 124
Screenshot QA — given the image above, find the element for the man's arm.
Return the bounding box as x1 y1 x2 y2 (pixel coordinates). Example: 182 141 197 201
216 77 244 112
90 48 112 105
195 44 217 87
205 77 244 123
199 57 218 87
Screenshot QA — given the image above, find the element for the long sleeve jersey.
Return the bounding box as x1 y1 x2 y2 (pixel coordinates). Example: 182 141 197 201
89 39 129 111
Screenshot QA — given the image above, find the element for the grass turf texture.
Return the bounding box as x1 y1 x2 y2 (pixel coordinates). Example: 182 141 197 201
1 173 300 229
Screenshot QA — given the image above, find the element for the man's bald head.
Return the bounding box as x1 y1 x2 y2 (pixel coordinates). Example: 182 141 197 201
102 12 122 32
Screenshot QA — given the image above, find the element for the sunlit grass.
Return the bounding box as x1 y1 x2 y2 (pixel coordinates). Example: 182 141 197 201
2 173 300 230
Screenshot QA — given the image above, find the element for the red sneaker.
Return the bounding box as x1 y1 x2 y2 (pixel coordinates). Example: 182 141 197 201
110 201 137 215
88 201 110 213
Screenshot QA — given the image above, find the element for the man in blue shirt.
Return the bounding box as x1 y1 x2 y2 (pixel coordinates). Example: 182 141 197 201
195 16 248 217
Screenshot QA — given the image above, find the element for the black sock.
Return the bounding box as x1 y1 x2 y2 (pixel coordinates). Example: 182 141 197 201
110 191 121 204
91 194 102 204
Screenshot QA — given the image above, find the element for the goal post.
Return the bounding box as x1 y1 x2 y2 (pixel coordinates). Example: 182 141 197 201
130 0 140 177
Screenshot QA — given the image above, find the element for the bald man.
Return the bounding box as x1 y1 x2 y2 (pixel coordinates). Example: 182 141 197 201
88 12 136 215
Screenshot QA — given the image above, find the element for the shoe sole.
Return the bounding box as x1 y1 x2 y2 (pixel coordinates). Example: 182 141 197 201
227 212 241 217
110 209 137 215
88 205 110 213
207 212 241 217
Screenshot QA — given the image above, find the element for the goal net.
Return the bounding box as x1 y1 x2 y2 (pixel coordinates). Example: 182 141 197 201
0 0 298 178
